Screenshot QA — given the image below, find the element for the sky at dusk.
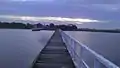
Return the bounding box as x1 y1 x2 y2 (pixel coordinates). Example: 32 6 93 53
0 0 120 29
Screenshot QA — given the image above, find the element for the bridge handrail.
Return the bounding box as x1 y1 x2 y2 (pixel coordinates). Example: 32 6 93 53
59 30 119 68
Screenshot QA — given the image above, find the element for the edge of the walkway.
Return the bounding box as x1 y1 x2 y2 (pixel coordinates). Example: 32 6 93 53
30 30 57 68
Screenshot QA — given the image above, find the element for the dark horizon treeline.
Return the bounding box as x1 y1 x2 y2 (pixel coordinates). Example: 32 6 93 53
0 21 78 30
1 21 120 33
0 22 33 29
36 23 78 30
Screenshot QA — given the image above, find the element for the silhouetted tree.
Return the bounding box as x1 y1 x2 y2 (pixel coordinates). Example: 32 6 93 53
57 25 67 30
36 23 43 28
71 25 77 30
26 23 33 29
0 22 33 29
54 24 77 30
49 23 55 28
46 25 49 27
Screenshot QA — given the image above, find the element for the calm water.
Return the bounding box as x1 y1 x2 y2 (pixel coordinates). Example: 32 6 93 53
65 31 120 67
0 30 120 68
0 29 54 68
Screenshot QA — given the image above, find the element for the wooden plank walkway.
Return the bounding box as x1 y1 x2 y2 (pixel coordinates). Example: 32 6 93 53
32 30 75 68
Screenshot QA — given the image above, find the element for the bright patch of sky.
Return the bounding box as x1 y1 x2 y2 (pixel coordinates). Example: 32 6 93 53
0 15 100 24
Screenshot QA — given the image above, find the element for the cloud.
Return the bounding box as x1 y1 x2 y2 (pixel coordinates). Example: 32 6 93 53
0 1 120 22
0 15 100 24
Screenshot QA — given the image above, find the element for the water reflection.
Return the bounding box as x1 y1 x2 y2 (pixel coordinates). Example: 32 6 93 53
0 29 54 68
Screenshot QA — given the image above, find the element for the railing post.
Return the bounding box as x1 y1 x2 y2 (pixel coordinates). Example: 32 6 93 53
80 46 84 68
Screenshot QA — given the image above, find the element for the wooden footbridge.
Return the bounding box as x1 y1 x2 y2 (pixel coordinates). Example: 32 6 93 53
31 29 119 68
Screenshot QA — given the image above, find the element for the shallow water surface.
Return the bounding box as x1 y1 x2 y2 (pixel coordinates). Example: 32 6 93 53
0 29 54 68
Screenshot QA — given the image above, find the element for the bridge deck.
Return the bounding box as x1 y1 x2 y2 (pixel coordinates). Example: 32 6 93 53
32 30 75 68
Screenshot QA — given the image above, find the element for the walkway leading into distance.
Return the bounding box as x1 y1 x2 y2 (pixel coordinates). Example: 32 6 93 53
32 30 75 68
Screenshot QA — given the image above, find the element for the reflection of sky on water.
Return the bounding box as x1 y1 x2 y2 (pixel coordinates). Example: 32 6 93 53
0 29 54 68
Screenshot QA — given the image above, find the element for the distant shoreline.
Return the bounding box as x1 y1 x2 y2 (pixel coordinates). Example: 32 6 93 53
0 28 120 33
0 22 120 33
32 28 120 33
75 28 120 33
